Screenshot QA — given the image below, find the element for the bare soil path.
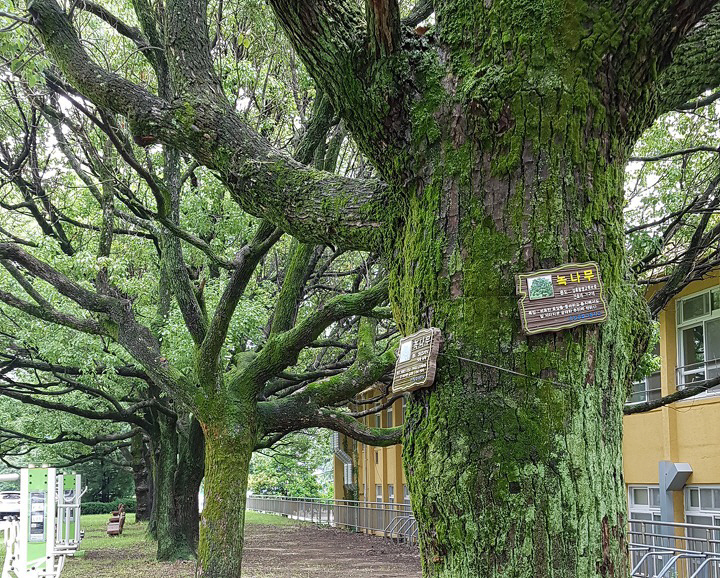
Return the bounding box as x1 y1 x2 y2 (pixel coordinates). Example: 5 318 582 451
243 523 421 578
59 513 421 578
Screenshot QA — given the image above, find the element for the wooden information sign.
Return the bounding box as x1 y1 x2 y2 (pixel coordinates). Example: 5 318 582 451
392 328 442 394
515 262 608 335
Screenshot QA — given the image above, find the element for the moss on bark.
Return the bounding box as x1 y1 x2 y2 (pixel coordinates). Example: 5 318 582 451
196 424 254 578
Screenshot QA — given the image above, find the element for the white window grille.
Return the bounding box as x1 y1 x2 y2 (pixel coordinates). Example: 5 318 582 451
376 484 383 503
684 486 720 570
388 484 394 504
628 485 662 575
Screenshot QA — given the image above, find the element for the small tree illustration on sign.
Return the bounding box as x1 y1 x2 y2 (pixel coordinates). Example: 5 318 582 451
529 276 554 300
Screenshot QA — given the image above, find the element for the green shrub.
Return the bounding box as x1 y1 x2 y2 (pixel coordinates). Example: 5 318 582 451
81 498 136 515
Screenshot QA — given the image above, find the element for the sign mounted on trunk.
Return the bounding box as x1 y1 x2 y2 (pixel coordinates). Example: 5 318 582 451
392 328 442 394
515 262 608 335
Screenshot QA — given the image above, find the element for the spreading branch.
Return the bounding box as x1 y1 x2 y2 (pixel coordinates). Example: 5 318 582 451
27 0 388 250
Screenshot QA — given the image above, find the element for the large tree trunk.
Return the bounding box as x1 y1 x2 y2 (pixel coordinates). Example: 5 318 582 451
174 418 205 552
394 77 648 576
197 424 254 578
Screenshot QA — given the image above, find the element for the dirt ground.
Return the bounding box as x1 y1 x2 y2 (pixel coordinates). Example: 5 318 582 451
242 523 422 578
61 515 421 578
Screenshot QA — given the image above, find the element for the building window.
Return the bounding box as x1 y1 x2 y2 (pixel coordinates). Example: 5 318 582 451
375 410 381 428
388 484 394 504
627 372 662 405
375 450 379 465
387 404 393 427
684 486 720 561
677 288 720 391
686 486 720 514
629 485 661 514
376 484 383 503
403 484 411 506
628 485 661 576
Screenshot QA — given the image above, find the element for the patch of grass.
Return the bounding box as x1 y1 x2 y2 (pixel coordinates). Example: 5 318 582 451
62 514 194 578
0 511 309 578
244 511 309 527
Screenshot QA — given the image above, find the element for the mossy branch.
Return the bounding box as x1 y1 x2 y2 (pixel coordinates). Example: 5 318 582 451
656 3 720 114
269 241 316 337
236 279 390 393
27 0 389 250
197 221 281 376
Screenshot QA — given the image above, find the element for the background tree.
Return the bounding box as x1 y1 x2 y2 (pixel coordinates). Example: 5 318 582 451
248 430 332 498
624 94 720 411
0 22 400 574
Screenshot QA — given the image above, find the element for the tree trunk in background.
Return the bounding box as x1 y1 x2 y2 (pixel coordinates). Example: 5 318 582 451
174 418 205 552
155 414 195 561
131 433 152 523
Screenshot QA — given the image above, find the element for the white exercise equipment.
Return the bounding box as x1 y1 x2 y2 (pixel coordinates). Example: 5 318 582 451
0 466 84 578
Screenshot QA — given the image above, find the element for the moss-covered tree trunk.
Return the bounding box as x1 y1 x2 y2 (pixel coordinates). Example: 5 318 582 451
29 0 716 576
196 423 254 578
391 58 647 576
154 415 196 561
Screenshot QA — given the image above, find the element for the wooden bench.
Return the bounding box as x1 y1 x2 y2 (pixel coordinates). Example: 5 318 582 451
106 504 126 536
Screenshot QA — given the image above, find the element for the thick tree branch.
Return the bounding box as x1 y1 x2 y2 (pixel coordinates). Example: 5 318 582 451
0 426 141 448
0 355 147 380
0 243 115 313
624 376 720 414
238 279 389 391
269 241 315 337
656 4 720 114
0 381 146 426
261 409 402 447
0 243 195 408
677 90 720 110
402 0 433 27
0 288 106 335
198 221 280 372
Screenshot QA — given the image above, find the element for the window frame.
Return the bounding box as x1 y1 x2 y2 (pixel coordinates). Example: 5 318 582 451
626 371 662 406
676 286 720 395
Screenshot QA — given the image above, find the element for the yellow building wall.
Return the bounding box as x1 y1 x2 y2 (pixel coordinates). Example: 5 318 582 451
622 273 720 523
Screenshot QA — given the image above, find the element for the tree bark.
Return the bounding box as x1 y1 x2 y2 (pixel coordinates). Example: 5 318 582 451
154 415 195 561
392 78 647 578
131 432 153 522
174 418 205 552
23 1 720 577
197 424 254 578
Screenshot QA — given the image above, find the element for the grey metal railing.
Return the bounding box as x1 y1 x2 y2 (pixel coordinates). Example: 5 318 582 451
629 519 720 577
246 495 418 545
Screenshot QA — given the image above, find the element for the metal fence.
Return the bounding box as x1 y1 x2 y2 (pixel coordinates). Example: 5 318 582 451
246 495 419 545
629 519 720 577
